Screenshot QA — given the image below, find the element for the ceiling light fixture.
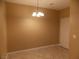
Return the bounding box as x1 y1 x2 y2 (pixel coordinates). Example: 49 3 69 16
32 0 44 17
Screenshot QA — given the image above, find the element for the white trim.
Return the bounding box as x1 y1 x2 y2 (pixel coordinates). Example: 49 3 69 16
58 43 69 49
7 44 59 55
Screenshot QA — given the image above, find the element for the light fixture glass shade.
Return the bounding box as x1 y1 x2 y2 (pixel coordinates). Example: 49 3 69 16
32 12 37 16
37 13 41 17
38 12 44 16
32 12 44 17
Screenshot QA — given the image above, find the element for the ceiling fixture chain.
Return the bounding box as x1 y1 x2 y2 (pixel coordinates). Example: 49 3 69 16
32 0 44 17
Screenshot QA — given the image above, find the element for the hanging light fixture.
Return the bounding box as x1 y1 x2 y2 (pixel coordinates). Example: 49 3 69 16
32 0 44 17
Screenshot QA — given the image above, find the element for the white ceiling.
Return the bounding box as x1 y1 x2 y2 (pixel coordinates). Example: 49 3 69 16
6 0 69 10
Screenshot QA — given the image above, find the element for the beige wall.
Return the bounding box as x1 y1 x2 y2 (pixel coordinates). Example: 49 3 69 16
60 8 70 18
59 8 70 49
6 2 60 52
0 1 7 59
60 18 70 49
70 0 79 59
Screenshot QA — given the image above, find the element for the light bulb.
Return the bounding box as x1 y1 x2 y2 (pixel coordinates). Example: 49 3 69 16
38 12 41 16
32 12 37 16
41 12 44 16
36 12 40 17
38 12 44 16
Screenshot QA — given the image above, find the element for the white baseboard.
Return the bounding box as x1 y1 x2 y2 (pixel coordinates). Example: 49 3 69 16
7 44 59 55
58 44 69 49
